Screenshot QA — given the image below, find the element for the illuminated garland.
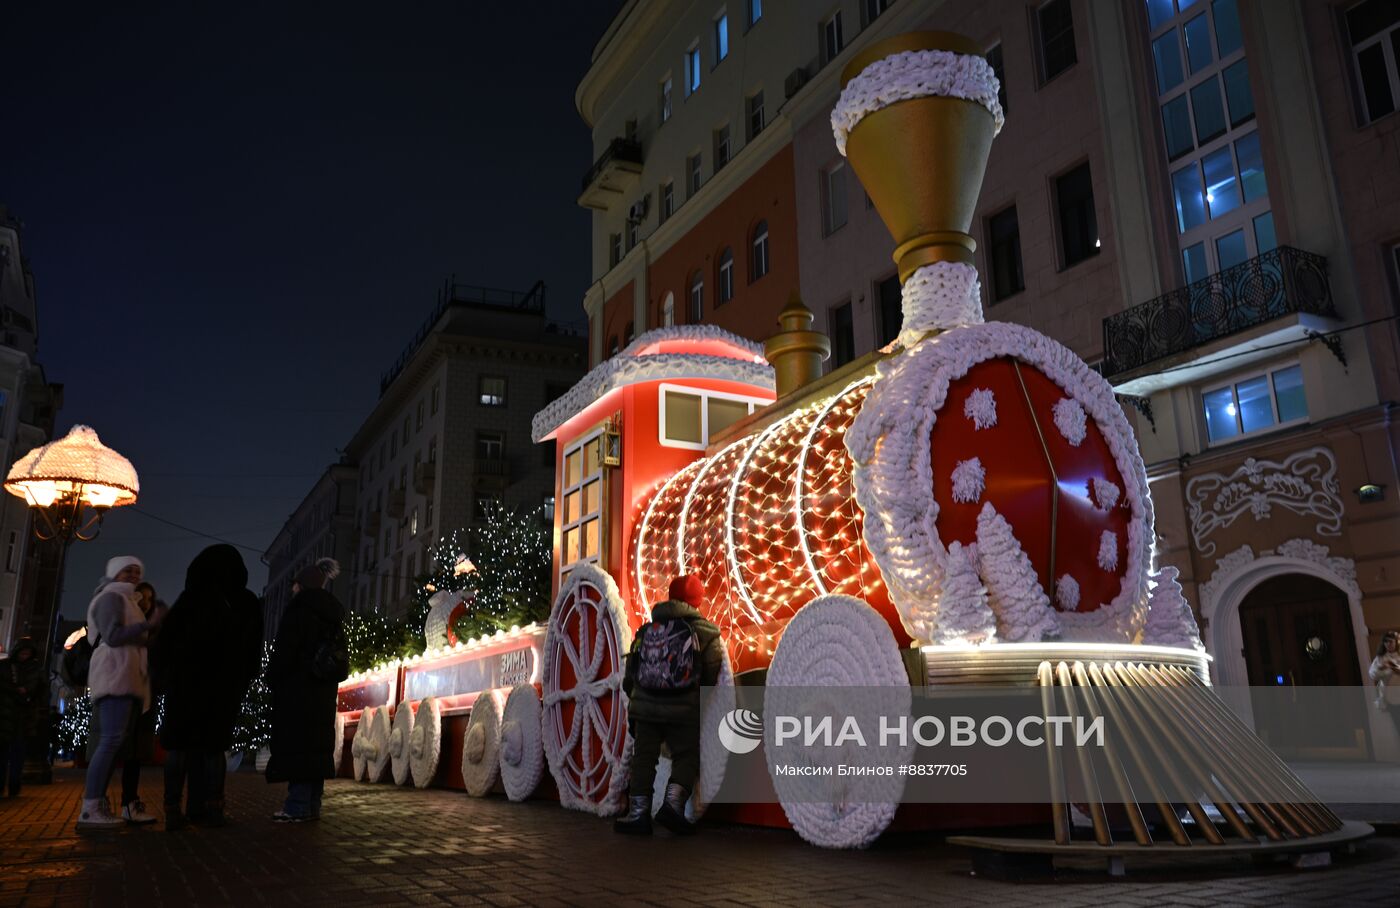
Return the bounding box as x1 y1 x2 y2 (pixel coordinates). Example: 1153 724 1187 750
232 643 273 755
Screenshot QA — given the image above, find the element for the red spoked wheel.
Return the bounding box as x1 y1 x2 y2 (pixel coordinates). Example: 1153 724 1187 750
541 563 635 816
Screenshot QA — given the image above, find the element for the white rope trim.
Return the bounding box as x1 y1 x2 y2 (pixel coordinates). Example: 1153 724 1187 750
898 262 985 344
408 696 442 789
462 688 506 797
499 684 545 801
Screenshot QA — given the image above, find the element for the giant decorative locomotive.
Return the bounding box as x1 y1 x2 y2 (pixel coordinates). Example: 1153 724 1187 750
336 32 1361 856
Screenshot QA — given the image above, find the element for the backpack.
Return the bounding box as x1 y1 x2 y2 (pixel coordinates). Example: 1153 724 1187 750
634 618 700 692
310 622 350 684
60 630 95 689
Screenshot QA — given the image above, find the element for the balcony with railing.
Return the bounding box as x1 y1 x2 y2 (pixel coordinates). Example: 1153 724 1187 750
578 137 643 210
1102 246 1338 390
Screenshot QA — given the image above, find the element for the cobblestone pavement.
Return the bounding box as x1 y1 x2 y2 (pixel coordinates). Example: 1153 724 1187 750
1 769 1396 907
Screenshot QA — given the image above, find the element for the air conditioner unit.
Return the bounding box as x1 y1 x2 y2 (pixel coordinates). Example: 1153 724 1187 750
627 195 649 224
784 66 809 99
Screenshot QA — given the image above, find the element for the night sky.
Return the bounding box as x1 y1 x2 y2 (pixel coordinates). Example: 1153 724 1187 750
0 3 619 620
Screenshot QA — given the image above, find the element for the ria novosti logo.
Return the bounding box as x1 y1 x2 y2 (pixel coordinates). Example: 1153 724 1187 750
717 708 763 754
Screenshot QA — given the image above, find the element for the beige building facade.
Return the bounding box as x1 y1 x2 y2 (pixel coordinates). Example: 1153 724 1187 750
262 464 358 639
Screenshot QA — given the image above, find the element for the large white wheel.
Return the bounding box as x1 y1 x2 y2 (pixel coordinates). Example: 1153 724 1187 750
365 706 393 783
542 563 635 816
764 595 913 849
651 644 734 819
408 696 442 789
332 713 346 777
498 684 545 801
389 700 415 786
351 707 377 781
462 688 507 797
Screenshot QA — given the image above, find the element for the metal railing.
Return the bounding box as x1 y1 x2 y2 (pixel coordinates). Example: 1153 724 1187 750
581 137 643 193
1101 246 1336 378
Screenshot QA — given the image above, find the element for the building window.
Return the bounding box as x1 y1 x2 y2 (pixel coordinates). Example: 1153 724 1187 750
1054 162 1099 268
658 383 769 450
428 438 437 463
751 221 770 281
1035 0 1077 84
426 495 434 526
626 320 635 344
863 0 891 27
660 76 673 123
686 45 702 95
402 416 410 445
627 216 638 250
718 248 735 304
476 431 504 460
662 291 675 327
609 233 623 267
559 431 606 582
609 336 620 357
747 91 765 139
986 43 1007 113
986 205 1024 301
1346 0 1400 123
1202 362 1307 444
543 494 556 521
688 154 703 197
689 272 704 321
5 531 18 573
714 10 729 62
822 12 844 65
823 161 848 235
415 400 424 430
714 125 731 171
876 274 901 347
430 383 439 415
410 508 418 538
748 0 762 28
475 493 502 522
830 301 855 368
479 375 507 407
661 180 675 221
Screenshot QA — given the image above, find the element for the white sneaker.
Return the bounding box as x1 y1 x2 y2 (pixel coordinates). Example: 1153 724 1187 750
76 797 125 830
122 800 158 825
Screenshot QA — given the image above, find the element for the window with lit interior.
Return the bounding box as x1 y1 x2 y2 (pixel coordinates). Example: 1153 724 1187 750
1201 362 1307 444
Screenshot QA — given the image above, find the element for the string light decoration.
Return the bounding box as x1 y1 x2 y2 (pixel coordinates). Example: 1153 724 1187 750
232 642 273 755
55 693 92 758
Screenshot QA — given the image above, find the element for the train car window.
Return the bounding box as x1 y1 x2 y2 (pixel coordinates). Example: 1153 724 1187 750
664 390 705 444
708 397 748 436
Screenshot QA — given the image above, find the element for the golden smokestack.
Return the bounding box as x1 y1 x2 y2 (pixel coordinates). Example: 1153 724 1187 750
764 292 830 398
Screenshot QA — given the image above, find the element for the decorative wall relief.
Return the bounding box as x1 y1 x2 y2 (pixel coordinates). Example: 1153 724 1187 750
1185 446 1343 556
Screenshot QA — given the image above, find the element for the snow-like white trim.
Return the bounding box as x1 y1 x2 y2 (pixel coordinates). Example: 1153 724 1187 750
332 713 346 777
846 321 1153 645
898 263 985 345
1092 477 1121 512
542 563 635 816
764 596 911 849
963 388 997 430
1055 574 1080 612
1053 397 1087 447
831 48 1004 155
1098 530 1119 572
462 687 506 797
498 684 545 801
389 699 415 786
619 324 766 360
408 696 442 789
951 457 985 504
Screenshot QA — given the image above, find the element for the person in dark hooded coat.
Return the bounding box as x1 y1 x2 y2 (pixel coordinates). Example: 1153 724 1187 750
266 557 345 822
0 638 43 798
151 544 263 828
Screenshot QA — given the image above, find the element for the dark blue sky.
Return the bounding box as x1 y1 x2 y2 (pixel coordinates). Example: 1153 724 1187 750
0 3 618 618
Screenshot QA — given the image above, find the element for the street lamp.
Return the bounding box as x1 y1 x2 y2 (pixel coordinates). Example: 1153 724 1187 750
4 425 138 783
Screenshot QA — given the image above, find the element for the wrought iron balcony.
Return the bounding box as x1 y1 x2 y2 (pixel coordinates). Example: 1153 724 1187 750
1102 246 1337 379
579 138 643 210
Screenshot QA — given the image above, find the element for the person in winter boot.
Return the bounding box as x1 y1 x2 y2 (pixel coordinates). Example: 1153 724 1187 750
615 574 723 836
78 556 161 831
0 638 43 797
105 583 168 824
266 557 346 823
152 545 263 830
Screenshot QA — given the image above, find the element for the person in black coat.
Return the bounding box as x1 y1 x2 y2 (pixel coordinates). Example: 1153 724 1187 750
266 557 344 822
151 544 263 829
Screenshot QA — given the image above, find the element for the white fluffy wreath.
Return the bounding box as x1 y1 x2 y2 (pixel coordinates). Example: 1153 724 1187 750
498 685 545 801
408 696 443 789
389 700 415 787
764 595 912 849
462 688 507 797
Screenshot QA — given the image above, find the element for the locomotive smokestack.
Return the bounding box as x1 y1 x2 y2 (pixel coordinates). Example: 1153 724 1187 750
833 32 1004 347
764 291 830 399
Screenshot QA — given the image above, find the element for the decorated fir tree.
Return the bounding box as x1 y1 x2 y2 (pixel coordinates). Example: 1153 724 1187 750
232 642 273 755
932 540 996 645
1142 566 1203 650
975 502 1060 643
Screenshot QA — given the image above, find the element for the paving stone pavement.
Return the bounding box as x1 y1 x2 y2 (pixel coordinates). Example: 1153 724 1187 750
1 768 1396 907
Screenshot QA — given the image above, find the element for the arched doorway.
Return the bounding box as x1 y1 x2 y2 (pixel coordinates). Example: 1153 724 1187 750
1238 574 1367 758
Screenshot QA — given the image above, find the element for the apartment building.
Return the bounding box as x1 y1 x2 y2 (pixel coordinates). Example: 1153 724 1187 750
577 0 1400 758
342 282 586 618
262 463 357 639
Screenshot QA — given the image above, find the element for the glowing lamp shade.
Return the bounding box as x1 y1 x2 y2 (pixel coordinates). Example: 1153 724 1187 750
4 425 139 510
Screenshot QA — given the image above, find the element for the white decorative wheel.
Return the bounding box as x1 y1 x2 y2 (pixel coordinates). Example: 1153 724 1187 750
332 713 346 777
462 688 507 797
498 684 545 801
255 746 271 774
365 706 393 783
408 696 442 789
764 595 913 849
351 707 377 781
651 643 734 819
542 563 635 816
389 700 415 786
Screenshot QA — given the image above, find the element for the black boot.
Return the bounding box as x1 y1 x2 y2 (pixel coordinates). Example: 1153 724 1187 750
613 795 653 835
654 783 696 835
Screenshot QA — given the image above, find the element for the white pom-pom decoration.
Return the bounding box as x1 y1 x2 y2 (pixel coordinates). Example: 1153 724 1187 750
498 685 545 802
462 688 507 797
389 699 415 786
1143 566 1205 651
1091 477 1121 511
1055 574 1081 612
1098 530 1119 572
1053 397 1087 446
931 541 997 645
950 458 986 503
408 696 442 789
975 503 1061 642
963 388 997 429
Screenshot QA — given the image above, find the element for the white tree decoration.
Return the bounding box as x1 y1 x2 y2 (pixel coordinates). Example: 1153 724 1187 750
1142 566 1204 651
975 503 1061 642
932 541 996 645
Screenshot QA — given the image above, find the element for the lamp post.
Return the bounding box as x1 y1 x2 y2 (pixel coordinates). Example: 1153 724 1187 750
4 424 139 783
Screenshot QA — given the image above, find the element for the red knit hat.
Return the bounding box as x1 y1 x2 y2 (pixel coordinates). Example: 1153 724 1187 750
668 574 706 610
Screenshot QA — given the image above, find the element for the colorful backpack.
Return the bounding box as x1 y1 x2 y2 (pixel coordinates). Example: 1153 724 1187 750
634 618 700 692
